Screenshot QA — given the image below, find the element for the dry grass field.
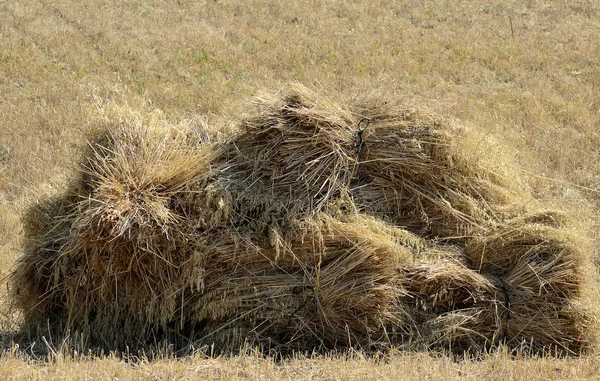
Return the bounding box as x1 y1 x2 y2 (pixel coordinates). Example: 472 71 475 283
1 0 600 379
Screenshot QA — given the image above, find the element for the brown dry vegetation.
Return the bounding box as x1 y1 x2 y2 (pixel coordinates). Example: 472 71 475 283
1 0 600 379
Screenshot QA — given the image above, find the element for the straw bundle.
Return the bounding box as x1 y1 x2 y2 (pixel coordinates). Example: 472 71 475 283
8 84 598 355
219 86 357 216
397 211 596 354
463 212 593 353
11 119 214 344
400 256 502 351
11 196 76 326
350 103 520 239
190 214 421 351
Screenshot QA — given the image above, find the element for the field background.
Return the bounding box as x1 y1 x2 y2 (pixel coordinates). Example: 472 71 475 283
1 0 600 379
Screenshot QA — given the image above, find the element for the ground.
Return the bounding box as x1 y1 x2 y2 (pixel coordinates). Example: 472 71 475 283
1 0 600 379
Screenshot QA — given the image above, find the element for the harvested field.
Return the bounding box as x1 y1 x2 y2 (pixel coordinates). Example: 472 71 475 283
2 1 600 378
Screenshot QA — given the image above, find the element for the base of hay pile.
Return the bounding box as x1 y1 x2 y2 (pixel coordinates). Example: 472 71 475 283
9 84 598 355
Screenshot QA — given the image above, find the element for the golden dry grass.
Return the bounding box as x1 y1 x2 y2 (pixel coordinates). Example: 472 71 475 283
1 349 600 381
1 0 600 378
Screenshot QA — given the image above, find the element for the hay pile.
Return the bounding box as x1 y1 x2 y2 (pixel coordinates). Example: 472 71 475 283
9 84 598 354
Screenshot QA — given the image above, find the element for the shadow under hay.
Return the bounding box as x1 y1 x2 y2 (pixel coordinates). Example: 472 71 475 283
7 84 598 357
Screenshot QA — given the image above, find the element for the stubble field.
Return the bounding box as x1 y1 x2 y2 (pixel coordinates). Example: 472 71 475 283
1 0 600 379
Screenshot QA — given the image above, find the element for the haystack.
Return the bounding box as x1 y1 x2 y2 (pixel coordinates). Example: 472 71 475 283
9 84 598 355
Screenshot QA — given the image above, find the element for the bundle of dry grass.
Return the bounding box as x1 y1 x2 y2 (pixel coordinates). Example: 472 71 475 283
350 103 523 239
10 118 215 345
223 86 357 214
463 212 595 353
400 256 502 352
8 84 598 355
11 196 77 327
398 211 597 354
189 214 421 351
